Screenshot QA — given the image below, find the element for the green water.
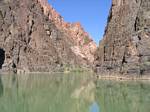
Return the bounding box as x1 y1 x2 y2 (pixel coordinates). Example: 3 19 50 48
0 73 149 112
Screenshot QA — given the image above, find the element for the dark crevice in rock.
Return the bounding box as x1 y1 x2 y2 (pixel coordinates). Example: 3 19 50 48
122 0 126 4
0 49 5 69
138 35 141 40
122 55 127 65
134 17 140 31
103 46 106 61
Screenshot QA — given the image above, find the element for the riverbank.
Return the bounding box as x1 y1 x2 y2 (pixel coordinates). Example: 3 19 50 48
96 74 150 81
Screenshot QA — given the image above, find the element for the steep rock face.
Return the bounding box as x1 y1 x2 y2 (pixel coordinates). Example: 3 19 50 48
38 0 96 63
0 0 96 73
94 0 150 75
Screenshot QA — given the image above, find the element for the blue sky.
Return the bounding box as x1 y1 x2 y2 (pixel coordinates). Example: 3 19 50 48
48 0 112 44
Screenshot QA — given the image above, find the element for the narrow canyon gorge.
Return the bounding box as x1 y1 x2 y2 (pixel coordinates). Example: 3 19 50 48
0 0 150 76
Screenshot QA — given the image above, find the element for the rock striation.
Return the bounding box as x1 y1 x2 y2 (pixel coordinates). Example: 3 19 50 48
94 0 150 75
0 0 96 73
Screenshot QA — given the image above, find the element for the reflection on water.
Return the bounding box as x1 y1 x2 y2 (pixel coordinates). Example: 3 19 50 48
95 80 150 112
0 76 3 97
0 73 149 112
90 102 100 112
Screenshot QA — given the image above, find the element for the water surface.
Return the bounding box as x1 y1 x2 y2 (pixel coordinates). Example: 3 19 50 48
0 73 149 112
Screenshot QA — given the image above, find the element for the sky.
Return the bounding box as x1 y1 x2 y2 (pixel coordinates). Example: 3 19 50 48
48 0 112 44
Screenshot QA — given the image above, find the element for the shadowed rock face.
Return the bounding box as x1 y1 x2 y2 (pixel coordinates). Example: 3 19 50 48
94 0 150 75
0 0 96 73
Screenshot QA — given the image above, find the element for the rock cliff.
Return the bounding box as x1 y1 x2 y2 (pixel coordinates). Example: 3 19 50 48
0 0 96 73
94 0 150 75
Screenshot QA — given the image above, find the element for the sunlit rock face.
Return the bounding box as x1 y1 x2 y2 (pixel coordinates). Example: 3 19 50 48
0 0 96 73
94 0 150 75
38 0 97 63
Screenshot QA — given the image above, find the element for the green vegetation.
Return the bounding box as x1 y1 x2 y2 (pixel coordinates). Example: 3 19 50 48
0 10 3 20
62 64 91 74
84 37 90 45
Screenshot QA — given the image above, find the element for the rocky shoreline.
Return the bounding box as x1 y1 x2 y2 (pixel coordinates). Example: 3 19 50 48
96 74 150 81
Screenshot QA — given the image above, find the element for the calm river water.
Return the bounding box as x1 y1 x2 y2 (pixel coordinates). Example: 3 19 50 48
0 72 149 112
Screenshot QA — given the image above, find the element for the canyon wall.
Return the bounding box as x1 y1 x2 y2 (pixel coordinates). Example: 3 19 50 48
94 0 150 75
0 0 96 73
